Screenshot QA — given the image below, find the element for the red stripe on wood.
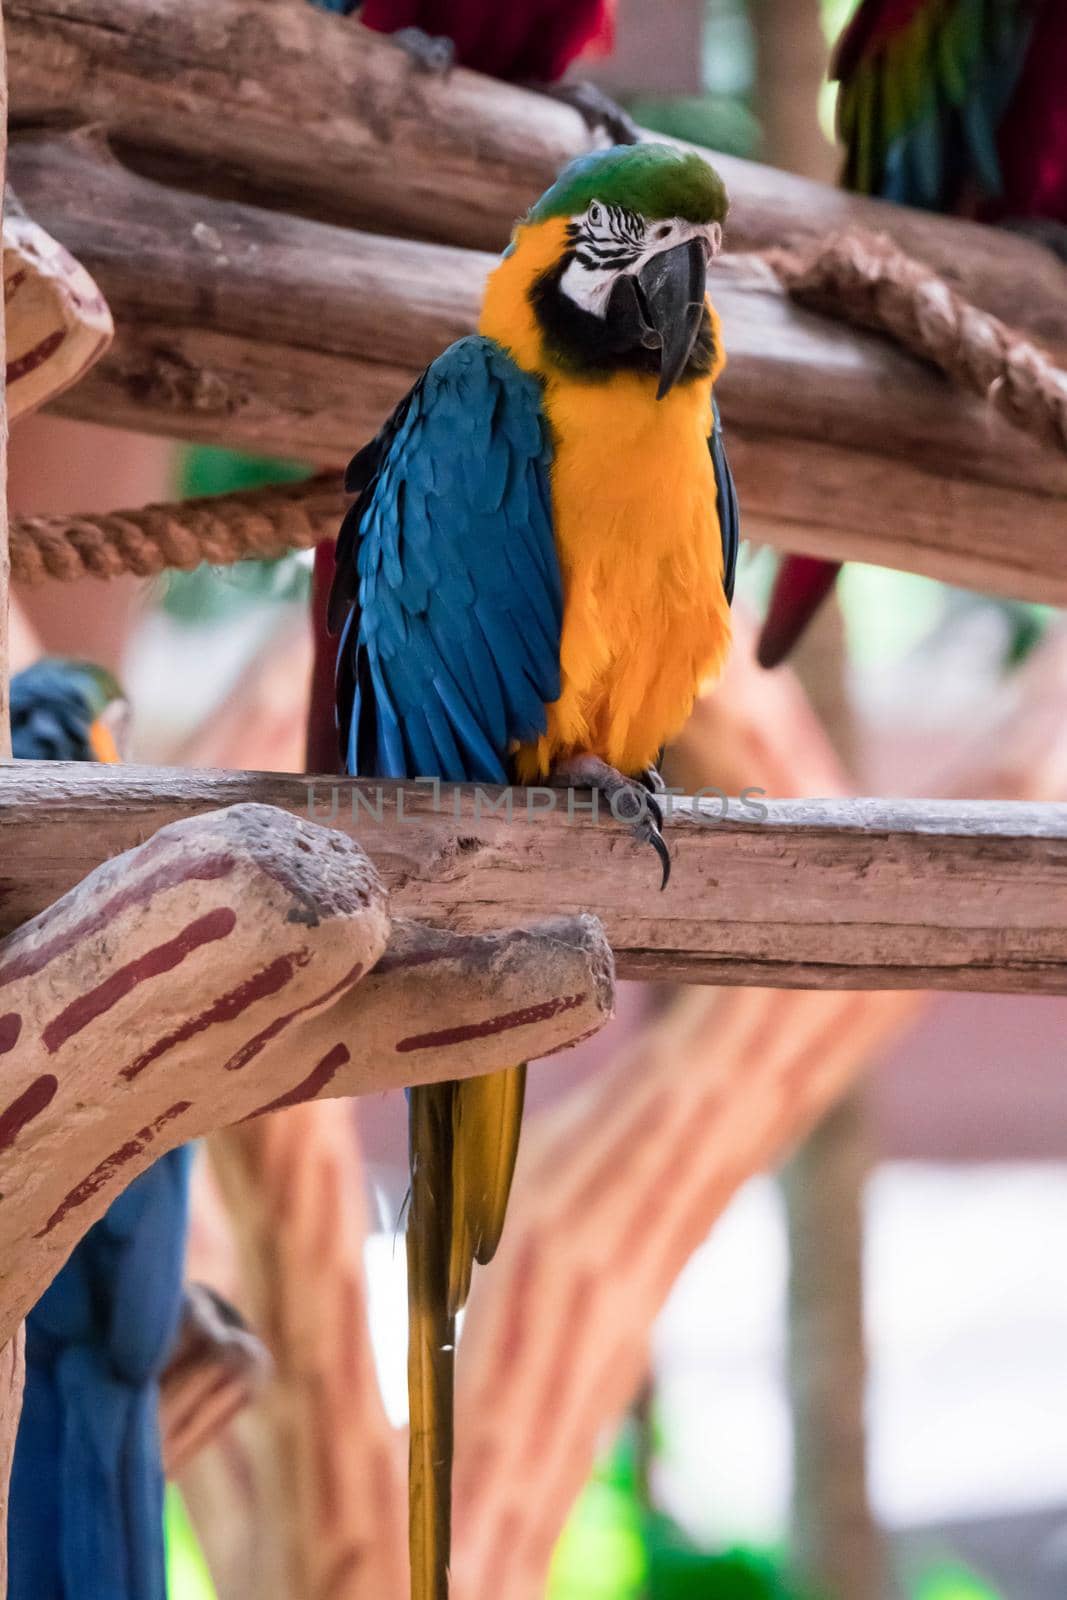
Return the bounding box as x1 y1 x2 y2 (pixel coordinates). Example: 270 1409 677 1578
37 1100 190 1236
395 991 584 1053
223 960 365 1071
0 852 235 991
0 1075 58 1154
43 907 237 1053
7 328 66 384
121 949 310 1081
245 1042 350 1118
0 1012 21 1054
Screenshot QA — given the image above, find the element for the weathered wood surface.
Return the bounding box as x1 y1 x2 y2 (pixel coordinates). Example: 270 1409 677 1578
10 133 1067 604
0 800 612 1345
8 0 1067 367
1 764 1065 991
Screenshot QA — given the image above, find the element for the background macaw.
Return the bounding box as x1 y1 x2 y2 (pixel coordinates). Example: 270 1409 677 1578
8 659 191 1600
329 141 740 1598
757 0 1067 669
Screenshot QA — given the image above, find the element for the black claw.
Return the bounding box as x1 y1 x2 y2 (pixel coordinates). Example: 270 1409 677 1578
647 825 672 891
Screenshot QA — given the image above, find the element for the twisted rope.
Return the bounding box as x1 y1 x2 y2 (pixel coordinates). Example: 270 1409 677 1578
11 227 1067 586
769 228 1067 455
10 472 345 585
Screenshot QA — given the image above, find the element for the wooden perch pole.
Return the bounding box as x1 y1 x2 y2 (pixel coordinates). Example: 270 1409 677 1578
8 131 1067 603
1 765 1065 991
0 801 613 1346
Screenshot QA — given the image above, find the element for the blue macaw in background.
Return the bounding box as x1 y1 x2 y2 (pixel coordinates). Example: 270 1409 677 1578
8 660 192 1600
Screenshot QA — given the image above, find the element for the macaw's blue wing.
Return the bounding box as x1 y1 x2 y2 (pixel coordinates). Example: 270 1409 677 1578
329 334 561 784
10 1147 194 1600
710 396 739 607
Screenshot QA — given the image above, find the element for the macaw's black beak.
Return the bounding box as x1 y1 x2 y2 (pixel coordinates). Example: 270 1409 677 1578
603 238 708 398
638 238 708 399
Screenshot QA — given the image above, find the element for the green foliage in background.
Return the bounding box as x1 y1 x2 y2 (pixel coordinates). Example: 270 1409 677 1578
161 446 313 625
548 1424 812 1600
165 1487 217 1600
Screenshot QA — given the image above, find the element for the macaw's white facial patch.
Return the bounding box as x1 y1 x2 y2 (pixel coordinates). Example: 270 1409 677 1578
559 202 723 317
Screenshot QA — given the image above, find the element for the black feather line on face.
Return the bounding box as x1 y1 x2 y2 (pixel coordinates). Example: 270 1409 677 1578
529 254 716 384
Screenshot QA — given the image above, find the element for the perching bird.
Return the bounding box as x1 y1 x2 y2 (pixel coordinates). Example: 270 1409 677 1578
303 0 631 771
9 658 129 766
329 141 740 1598
758 0 1067 669
8 659 190 1600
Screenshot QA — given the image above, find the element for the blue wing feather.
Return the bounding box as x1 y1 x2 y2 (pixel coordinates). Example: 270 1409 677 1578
12 1146 193 1600
333 336 561 784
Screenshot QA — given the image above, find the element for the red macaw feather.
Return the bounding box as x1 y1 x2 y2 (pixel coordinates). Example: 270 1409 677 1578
359 0 615 83
833 0 932 83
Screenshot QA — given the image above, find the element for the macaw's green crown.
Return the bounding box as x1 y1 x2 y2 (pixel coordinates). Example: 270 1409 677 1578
526 143 729 227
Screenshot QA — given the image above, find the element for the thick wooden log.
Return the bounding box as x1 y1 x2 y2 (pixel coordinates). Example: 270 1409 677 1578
0 764 1065 991
7 0 1067 368
0 799 612 1345
10 132 1067 602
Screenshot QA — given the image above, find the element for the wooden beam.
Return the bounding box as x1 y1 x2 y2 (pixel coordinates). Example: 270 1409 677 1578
0 764 1065 992
10 133 1067 604
7 0 1067 370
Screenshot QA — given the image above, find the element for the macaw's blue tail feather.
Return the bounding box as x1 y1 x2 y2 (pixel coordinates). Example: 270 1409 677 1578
9 1146 194 1600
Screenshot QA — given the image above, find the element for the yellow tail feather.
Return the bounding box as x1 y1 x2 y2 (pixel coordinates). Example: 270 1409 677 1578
407 1083 454 1600
448 1064 527 1315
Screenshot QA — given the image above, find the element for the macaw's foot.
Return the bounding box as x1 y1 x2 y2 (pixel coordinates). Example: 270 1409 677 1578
391 25 455 74
533 79 641 145
1000 217 1067 266
551 753 671 890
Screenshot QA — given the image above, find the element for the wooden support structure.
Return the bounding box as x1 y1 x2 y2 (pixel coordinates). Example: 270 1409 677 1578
0 800 613 1347
0 764 1065 991
7 130 1067 602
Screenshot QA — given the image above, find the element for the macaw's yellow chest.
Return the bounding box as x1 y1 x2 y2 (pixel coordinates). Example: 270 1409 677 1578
515 370 732 782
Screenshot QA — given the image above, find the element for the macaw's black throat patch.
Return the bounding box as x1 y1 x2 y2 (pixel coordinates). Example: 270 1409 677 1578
529 255 716 385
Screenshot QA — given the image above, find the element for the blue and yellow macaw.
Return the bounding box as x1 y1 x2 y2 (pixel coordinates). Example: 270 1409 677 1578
8 659 191 1600
329 142 740 1599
